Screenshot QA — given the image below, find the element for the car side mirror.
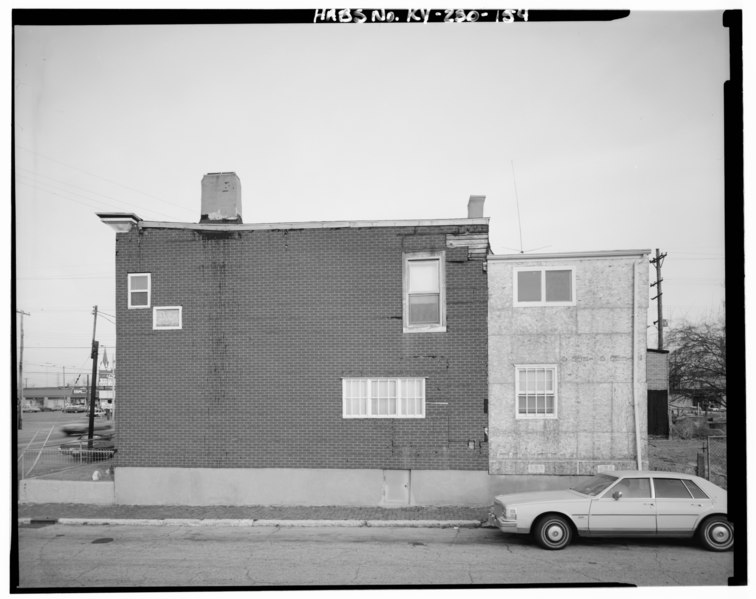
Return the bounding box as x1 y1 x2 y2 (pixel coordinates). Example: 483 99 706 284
612 491 623 500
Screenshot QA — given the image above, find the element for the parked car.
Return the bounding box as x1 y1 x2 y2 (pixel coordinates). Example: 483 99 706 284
59 434 116 460
61 421 115 438
63 404 88 413
22 405 40 413
488 471 732 551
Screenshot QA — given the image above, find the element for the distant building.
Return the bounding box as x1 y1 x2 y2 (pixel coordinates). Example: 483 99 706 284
22 386 89 411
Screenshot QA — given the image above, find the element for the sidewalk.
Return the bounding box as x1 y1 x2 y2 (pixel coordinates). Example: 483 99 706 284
17 503 492 528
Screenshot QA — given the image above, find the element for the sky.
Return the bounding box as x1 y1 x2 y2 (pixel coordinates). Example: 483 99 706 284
11 5 736 388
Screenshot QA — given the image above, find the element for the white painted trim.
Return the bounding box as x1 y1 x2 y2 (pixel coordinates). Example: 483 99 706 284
153 306 183 330
403 251 446 333
127 273 151 309
342 377 426 419
514 364 559 419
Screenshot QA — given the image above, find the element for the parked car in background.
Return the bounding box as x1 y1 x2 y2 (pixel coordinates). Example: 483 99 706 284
59 434 116 460
63 404 88 413
22 405 40 413
61 421 115 438
488 471 732 551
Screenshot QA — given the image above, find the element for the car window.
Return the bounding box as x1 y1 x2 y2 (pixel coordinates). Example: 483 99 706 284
606 477 651 498
681 479 709 499
570 474 618 496
653 478 692 498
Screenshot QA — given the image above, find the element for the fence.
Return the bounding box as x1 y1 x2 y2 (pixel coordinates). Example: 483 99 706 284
17 446 116 480
697 435 727 489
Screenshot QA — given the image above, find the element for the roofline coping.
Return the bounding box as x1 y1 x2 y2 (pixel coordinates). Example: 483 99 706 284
135 217 490 231
488 249 652 261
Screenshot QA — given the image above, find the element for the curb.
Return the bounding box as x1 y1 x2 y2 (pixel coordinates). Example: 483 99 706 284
19 517 484 529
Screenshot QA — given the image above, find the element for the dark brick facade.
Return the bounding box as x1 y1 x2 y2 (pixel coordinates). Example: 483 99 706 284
113 223 489 470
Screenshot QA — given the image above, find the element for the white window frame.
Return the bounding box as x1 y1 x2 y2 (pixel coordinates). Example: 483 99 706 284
342 377 426 419
513 266 576 307
403 251 446 333
128 273 151 309
153 306 182 330
515 364 558 419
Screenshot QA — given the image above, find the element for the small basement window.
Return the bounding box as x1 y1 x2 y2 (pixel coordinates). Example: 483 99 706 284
153 306 182 330
128 273 151 308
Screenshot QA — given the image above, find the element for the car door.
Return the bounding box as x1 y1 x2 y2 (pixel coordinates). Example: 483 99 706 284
653 477 713 533
588 477 656 534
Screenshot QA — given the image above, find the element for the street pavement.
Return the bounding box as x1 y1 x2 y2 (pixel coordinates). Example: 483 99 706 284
17 503 491 527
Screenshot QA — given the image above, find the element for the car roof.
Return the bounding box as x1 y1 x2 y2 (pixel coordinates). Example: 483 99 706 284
609 470 697 479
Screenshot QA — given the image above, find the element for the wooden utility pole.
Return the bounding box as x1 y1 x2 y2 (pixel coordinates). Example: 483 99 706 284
650 249 667 350
16 310 30 430
87 306 99 445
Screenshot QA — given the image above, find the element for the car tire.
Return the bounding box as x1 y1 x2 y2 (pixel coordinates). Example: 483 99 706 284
697 515 734 551
533 514 573 550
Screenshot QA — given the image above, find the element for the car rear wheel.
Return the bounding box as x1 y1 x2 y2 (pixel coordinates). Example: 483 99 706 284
697 516 733 551
533 514 573 550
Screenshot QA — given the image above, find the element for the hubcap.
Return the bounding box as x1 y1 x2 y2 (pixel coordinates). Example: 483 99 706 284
710 524 732 544
547 524 564 542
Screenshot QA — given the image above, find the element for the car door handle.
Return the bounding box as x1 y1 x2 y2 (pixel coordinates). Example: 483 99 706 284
691 503 704 507
643 502 655 507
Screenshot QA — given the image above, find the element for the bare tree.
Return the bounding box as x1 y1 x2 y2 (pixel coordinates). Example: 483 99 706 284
667 319 726 409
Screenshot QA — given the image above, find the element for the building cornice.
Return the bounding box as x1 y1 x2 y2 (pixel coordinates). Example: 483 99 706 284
136 217 490 231
488 249 651 261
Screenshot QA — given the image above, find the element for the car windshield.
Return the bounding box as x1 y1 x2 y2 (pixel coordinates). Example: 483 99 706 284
569 474 618 496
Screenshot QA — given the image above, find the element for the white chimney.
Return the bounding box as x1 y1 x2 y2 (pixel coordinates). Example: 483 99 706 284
467 195 485 218
201 172 242 223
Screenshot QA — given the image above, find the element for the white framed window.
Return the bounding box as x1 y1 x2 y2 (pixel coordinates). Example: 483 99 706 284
515 365 558 419
342 377 426 418
128 273 151 308
403 252 446 333
514 267 575 306
153 306 182 330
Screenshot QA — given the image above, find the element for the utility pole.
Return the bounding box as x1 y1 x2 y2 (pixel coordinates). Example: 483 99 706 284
16 310 30 430
88 306 99 446
650 249 667 350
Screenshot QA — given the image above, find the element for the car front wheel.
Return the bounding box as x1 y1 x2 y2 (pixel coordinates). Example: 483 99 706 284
534 514 573 550
697 516 734 551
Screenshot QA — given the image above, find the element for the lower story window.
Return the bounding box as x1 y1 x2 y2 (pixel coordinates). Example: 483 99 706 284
516 365 557 418
343 377 425 418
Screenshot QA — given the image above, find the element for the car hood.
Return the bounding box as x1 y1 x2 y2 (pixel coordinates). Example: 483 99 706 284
493 489 586 506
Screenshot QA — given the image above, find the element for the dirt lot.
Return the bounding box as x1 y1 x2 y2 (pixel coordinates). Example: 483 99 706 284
647 437 703 473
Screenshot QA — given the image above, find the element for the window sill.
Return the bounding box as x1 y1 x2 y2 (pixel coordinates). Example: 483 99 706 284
403 325 447 334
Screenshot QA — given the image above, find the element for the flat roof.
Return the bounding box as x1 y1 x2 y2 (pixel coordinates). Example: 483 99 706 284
135 217 490 231
488 249 651 261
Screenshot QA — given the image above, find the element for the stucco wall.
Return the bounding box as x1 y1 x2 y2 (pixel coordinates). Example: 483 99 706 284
487 254 649 475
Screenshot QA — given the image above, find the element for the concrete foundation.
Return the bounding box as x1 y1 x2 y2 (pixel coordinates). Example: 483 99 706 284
19 480 115 505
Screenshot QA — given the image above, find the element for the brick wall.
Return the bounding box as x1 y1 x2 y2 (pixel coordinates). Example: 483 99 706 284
114 223 488 470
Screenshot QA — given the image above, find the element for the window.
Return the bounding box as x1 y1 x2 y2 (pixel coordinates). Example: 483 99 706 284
653 478 698 499
514 267 575 306
681 479 709 499
128 273 151 308
403 252 446 333
607 477 652 499
343 378 425 418
153 306 182 330
516 365 557 418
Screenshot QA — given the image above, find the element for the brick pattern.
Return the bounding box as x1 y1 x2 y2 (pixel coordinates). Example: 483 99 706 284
114 224 488 470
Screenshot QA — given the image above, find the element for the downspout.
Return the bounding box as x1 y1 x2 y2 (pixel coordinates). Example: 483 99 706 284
632 258 643 470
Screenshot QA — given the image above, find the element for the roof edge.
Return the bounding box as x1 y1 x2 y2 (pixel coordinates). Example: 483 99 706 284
136 217 490 231
488 249 652 261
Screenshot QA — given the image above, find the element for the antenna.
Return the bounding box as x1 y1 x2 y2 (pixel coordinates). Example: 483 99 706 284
511 160 525 253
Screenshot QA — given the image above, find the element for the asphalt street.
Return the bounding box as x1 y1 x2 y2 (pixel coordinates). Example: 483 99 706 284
17 522 734 589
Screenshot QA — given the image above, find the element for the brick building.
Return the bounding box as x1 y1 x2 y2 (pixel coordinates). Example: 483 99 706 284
98 173 490 506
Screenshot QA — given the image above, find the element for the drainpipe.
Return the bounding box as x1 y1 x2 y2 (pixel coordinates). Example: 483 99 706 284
632 258 643 470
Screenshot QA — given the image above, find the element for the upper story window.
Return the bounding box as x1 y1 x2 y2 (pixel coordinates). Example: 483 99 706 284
128 273 151 308
342 377 425 419
153 306 182 330
516 365 558 419
403 252 446 333
514 267 575 307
